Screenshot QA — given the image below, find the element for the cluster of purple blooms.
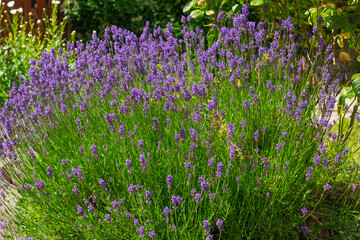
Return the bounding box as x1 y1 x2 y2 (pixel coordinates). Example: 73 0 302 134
0 3 355 239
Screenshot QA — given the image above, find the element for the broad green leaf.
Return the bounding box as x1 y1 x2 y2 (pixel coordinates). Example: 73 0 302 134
343 21 356 36
351 75 360 98
327 15 344 29
190 10 204 19
351 73 360 81
357 56 360 62
237 0 244 4
183 1 196 12
250 0 265 6
341 86 355 100
339 51 351 65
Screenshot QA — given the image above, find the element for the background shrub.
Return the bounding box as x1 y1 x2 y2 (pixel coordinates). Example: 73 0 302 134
0 1 74 105
61 0 189 41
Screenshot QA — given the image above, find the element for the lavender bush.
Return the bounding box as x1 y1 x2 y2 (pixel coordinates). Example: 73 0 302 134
0 5 359 239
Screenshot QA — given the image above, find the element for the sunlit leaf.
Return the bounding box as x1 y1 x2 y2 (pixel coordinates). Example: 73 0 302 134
336 35 344 48
190 10 204 19
351 75 360 98
352 73 360 81
250 0 265 6
183 1 196 12
232 4 239 12
339 51 351 65
205 10 215 15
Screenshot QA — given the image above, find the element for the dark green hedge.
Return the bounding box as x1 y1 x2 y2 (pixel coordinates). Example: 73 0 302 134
61 0 189 41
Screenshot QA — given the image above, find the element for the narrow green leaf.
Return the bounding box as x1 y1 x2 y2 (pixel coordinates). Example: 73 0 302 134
207 28 220 47
232 4 239 12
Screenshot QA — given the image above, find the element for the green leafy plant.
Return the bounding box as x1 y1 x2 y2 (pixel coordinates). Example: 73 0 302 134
0 1 75 105
183 0 241 46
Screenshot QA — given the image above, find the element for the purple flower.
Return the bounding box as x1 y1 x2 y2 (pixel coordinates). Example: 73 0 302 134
185 161 191 171
24 183 31 190
242 4 250 16
282 131 288 139
138 139 144 150
149 230 156 238
46 166 53 178
88 205 94 213
254 130 260 141
229 145 236 159
91 144 98 154
313 155 321 165
171 195 183 205
73 186 79 195
209 193 216 201
166 174 173 189
203 220 210 233
306 166 313 181
240 119 247 130
243 99 250 109
126 159 132 173
301 207 308 215
145 190 152 200
112 200 118 208
317 142 326 155
138 226 145 238
128 184 136 194
324 184 331 191
99 178 106 187
227 122 236 138
301 225 309 235
216 218 224 232
61 159 68 166
194 193 201 203
208 157 214 168
105 214 111 223
77 205 84 216
163 207 170 217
